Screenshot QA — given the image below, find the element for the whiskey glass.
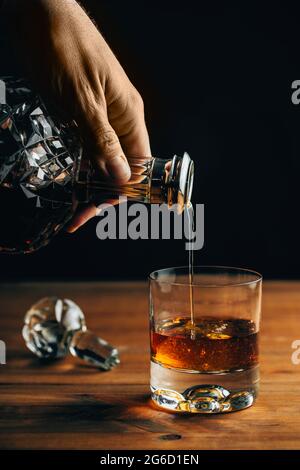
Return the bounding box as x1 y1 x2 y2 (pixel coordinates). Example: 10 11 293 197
149 266 262 413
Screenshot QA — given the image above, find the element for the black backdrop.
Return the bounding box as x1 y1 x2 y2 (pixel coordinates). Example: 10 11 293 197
1 0 300 280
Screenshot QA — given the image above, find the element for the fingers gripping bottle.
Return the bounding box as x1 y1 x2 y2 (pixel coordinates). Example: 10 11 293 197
0 77 194 253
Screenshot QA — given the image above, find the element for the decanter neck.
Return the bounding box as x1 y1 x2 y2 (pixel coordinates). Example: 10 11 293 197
75 153 194 210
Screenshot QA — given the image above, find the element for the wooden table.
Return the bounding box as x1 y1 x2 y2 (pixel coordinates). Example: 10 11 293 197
0 281 299 450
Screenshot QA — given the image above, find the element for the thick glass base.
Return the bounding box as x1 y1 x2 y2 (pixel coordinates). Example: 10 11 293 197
150 360 259 413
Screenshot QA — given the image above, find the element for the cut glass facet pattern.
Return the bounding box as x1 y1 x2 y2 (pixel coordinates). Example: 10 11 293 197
0 77 82 253
0 77 81 198
23 297 120 370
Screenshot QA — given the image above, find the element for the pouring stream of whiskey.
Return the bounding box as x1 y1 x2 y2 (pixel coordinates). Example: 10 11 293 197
187 202 195 338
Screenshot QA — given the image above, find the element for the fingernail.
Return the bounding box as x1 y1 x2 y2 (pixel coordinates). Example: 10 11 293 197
106 156 130 182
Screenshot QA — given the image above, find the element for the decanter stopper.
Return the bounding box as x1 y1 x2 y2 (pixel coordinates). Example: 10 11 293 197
69 330 120 371
22 297 120 370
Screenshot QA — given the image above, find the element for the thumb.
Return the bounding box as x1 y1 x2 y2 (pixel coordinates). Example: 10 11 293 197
81 112 131 184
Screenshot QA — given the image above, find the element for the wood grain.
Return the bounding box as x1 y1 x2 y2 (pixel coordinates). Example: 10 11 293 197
0 281 300 450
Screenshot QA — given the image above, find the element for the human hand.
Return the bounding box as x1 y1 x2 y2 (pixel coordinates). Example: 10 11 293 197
4 0 151 231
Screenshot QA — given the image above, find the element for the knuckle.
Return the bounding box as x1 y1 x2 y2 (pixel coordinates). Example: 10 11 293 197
95 128 120 154
129 87 144 113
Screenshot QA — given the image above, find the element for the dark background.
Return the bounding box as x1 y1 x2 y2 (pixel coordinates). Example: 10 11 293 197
1 0 300 281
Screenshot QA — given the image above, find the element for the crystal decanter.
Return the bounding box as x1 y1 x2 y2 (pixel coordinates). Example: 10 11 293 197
0 77 194 253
